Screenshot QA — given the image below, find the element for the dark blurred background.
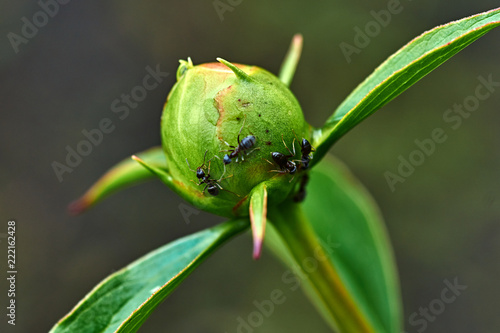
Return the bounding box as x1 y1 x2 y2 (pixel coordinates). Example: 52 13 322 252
1 1 499 332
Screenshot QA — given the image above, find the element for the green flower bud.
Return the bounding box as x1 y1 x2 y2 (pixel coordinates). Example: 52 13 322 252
161 58 309 217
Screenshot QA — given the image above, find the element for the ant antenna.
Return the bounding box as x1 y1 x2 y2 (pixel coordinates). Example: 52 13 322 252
210 155 227 182
186 158 196 172
186 150 210 172
200 150 209 168
236 114 247 143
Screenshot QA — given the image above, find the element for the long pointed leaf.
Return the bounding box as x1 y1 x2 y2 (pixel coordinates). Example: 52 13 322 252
249 182 268 259
267 155 401 332
313 7 500 163
50 219 249 333
279 34 303 87
68 146 167 215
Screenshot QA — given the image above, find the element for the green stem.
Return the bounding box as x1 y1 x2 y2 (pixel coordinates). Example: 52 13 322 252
269 201 374 333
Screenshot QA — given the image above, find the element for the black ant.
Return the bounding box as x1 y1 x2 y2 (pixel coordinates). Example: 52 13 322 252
292 130 315 170
298 138 315 170
186 151 234 196
265 135 297 181
222 117 259 165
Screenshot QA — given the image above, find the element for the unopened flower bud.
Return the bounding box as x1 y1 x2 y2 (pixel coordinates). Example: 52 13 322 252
161 57 309 217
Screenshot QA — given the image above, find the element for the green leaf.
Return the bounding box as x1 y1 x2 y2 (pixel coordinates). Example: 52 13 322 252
313 7 500 163
68 146 167 215
267 155 401 333
50 219 249 333
249 182 268 259
279 34 303 87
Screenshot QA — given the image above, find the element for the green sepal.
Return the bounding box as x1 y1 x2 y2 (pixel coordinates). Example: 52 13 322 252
217 57 255 82
249 182 268 259
279 33 303 87
68 146 166 215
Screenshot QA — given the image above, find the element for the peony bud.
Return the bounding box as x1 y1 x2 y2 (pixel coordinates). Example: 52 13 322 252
159 57 310 217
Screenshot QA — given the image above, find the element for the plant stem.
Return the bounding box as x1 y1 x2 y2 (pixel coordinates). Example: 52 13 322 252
269 200 374 333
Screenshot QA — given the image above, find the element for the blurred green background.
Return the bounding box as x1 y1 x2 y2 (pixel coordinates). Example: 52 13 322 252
1 1 499 332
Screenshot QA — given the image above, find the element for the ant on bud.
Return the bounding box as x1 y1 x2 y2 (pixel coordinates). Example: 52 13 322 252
292 130 315 170
264 135 298 182
186 150 238 196
222 116 259 164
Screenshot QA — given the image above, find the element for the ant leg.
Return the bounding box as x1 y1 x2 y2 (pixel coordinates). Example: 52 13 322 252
245 147 260 156
190 179 204 186
268 169 286 174
220 141 235 155
217 183 240 197
267 168 295 181
220 141 236 153
211 156 227 182
221 140 233 148
206 159 213 178
219 174 233 182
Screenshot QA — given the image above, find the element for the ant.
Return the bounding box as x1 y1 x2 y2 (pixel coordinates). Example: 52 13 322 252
265 135 297 181
297 138 315 170
292 130 315 170
222 117 259 165
186 150 235 196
